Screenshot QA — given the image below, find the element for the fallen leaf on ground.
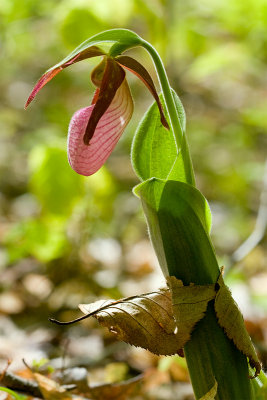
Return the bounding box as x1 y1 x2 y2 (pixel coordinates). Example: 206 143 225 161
89 374 142 400
34 373 73 400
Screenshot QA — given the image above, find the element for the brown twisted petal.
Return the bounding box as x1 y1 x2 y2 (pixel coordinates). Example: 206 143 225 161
116 55 169 130
83 57 126 145
25 46 106 108
91 58 107 87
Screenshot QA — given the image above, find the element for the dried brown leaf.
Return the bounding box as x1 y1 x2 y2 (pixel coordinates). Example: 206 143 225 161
79 290 182 355
168 276 216 347
79 280 216 356
89 375 142 400
78 271 261 379
34 373 73 400
214 275 261 377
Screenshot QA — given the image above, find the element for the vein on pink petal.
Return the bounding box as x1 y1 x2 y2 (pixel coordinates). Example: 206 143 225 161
67 79 133 176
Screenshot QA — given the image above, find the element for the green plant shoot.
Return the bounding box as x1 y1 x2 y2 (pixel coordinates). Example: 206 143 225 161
26 29 261 400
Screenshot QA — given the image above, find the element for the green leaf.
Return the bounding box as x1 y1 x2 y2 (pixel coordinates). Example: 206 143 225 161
131 90 194 185
251 370 267 400
134 179 217 283
215 274 261 377
198 381 217 400
29 145 84 215
4 217 67 263
47 28 142 73
0 387 26 400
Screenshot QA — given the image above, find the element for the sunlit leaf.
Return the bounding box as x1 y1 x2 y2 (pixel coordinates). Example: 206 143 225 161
29 145 84 215
131 91 195 185
250 370 267 400
134 179 216 280
199 380 217 400
4 217 67 263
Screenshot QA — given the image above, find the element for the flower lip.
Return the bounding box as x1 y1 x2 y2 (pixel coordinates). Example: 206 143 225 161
67 78 133 176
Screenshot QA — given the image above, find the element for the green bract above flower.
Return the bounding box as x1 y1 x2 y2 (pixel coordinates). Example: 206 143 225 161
25 45 169 176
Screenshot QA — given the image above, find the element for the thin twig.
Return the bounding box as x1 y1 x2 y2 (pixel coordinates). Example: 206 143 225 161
0 369 43 398
49 314 92 325
231 159 267 264
0 369 76 399
0 360 11 382
49 289 168 326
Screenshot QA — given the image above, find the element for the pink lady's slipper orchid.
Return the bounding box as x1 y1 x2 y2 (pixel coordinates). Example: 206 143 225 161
26 46 169 176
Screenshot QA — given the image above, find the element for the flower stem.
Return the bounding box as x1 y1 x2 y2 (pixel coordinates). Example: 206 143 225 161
139 39 254 399
140 39 195 186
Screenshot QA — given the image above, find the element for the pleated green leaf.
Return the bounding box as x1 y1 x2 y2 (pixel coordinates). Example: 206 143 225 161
250 370 267 400
198 381 217 400
131 90 194 185
134 178 216 281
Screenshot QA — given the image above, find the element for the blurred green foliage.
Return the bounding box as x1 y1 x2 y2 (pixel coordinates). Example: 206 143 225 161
0 0 266 327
